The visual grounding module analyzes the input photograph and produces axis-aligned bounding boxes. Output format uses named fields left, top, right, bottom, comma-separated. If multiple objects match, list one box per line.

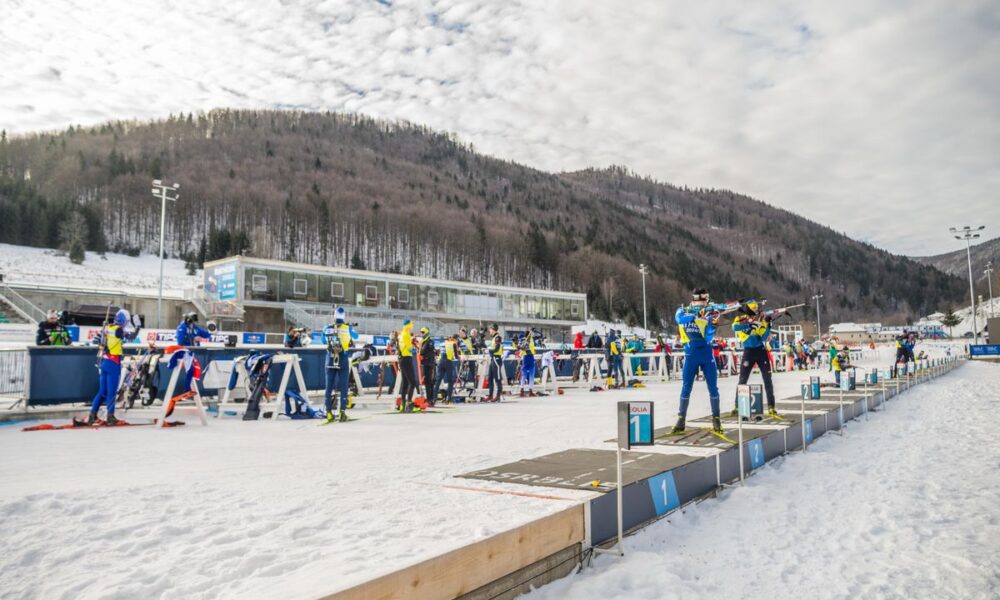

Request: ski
left=705, top=427, right=737, bottom=444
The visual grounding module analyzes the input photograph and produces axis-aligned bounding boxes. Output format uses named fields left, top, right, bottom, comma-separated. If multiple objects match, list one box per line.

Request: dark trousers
left=399, top=355, right=418, bottom=403
left=434, top=360, right=455, bottom=403
left=488, top=356, right=503, bottom=398
left=738, top=347, right=775, bottom=409
left=421, top=362, right=436, bottom=400
left=324, top=366, right=349, bottom=412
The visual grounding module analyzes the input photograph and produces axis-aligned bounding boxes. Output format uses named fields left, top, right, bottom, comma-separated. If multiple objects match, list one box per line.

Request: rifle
left=757, top=303, right=806, bottom=321
left=95, top=303, right=113, bottom=368
left=681, top=298, right=765, bottom=319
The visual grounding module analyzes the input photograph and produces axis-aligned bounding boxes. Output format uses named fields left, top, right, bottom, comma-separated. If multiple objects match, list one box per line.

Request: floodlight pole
left=811, top=294, right=824, bottom=340
left=152, top=180, right=180, bottom=329
left=950, top=226, right=985, bottom=345
left=986, top=262, right=995, bottom=319
left=639, top=264, right=649, bottom=333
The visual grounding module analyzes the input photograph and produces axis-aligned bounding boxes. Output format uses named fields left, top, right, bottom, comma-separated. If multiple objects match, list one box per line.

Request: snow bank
left=0, top=346, right=981, bottom=599
left=530, top=361, right=1000, bottom=600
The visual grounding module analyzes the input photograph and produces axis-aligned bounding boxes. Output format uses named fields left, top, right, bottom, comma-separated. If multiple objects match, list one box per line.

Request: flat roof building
left=200, top=256, right=587, bottom=339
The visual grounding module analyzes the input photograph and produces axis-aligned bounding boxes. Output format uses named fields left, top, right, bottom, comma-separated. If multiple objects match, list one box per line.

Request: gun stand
left=159, top=355, right=208, bottom=427
left=218, top=353, right=308, bottom=420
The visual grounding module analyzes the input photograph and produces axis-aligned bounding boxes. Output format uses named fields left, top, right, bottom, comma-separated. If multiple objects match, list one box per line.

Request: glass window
left=252, top=274, right=267, bottom=293
left=427, top=290, right=439, bottom=307
left=331, top=281, right=344, bottom=299
left=293, top=278, right=308, bottom=296
left=398, top=288, right=410, bottom=305
left=570, top=301, right=580, bottom=317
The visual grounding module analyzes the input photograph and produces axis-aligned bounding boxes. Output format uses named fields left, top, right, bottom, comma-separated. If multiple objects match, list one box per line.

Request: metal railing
left=0, top=283, right=46, bottom=323
left=0, top=348, right=27, bottom=397
left=284, top=300, right=447, bottom=334
left=185, top=288, right=246, bottom=320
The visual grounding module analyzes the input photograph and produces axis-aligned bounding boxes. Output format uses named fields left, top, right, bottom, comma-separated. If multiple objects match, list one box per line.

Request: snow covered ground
left=530, top=360, right=1000, bottom=600
left=0, top=243, right=197, bottom=296
left=0, top=345, right=985, bottom=599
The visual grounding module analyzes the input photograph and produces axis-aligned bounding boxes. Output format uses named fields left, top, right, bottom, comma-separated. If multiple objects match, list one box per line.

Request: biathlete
left=671, top=288, right=724, bottom=435
left=322, top=306, right=355, bottom=423
left=87, top=309, right=130, bottom=425
left=732, top=301, right=779, bottom=417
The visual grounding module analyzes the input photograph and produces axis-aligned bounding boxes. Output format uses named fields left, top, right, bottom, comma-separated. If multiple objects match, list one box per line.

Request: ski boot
left=711, top=416, right=724, bottom=434
left=766, top=406, right=780, bottom=418
left=671, top=416, right=686, bottom=434
left=395, top=397, right=403, bottom=412
left=105, top=414, right=120, bottom=426
left=337, top=410, right=349, bottom=423
left=413, top=397, right=431, bottom=411
left=403, top=401, right=415, bottom=413
left=323, top=410, right=336, bottom=424
left=346, top=395, right=356, bottom=410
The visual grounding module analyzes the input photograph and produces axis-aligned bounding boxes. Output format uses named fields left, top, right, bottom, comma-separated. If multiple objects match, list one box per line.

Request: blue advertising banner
left=970, top=344, right=1000, bottom=356
left=242, top=332, right=267, bottom=345
left=206, top=262, right=239, bottom=300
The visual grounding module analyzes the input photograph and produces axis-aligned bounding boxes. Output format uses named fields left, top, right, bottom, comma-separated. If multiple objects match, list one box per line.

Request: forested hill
left=0, top=110, right=964, bottom=326
left=915, top=236, right=1000, bottom=281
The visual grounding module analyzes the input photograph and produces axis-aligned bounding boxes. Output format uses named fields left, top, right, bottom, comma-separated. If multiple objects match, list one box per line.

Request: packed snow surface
left=0, top=243, right=196, bottom=296
left=0, top=345, right=990, bottom=599
left=530, top=360, right=1000, bottom=600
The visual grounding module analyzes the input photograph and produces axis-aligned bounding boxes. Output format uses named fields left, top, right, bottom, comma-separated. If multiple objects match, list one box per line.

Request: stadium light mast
left=985, top=261, right=995, bottom=319
left=950, top=225, right=985, bottom=345
left=152, top=180, right=180, bottom=329
left=639, top=263, right=649, bottom=333
left=811, top=293, right=824, bottom=339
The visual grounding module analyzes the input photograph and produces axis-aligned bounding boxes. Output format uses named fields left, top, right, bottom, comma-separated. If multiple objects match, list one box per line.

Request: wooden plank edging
left=322, top=505, right=585, bottom=600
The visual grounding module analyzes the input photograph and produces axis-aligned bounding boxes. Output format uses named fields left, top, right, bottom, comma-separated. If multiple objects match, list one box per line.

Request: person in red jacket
left=571, top=331, right=585, bottom=381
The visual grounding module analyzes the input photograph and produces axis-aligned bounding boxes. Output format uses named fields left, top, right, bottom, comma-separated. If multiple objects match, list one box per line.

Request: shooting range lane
left=457, top=448, right=703, bottom=492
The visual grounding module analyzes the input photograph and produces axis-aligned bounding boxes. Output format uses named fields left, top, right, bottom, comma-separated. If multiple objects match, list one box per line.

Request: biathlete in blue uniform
left=672, top=288, right=724, bottom=435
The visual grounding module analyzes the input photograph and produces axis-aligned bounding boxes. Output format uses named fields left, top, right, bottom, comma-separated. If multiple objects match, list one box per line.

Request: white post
left=151, top=180, right=180, bottom=329
left=616, top=444, right=624, bottom=556
left=158, top=195, right=166, bottom=329
left=639, top=264, right=648, bottom=333
left=812, top=294, right=823, bottom=340
left=985, top=262, right=995, bottom=319
left=966, top=238, right=979, bottom=345
left=737, top=413, right=745, bottom=482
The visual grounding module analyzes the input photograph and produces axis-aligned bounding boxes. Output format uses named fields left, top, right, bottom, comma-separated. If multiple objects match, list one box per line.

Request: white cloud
left=2, top=0, right=998, bottom=255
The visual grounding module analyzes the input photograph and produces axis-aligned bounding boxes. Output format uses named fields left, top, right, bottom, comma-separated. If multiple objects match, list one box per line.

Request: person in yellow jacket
left=485, top=324, right=504, bottom=401
left=88, top=309, right=129, bottom=425
left=832, top=344, right=852, bottom=386
left=398, top=320, right=419, bottom=412
left=434, top=334, right=459, bottom=404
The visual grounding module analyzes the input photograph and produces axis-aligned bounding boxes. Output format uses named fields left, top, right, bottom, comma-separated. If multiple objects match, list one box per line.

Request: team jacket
left=399, top=322, right=415, bottom=357
left=675, top=306, right=717, bottom=354
left=732, top=316, right=771, bottom=349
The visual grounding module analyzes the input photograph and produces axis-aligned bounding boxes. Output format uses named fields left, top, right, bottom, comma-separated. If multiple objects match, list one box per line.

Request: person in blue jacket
left=176, top=312, right=211, bottom=346
left=87, top=309, right=130, bottom=425
left=672, top=288, right=723, bottom=434
left=322, top=306, right=356, bottom=422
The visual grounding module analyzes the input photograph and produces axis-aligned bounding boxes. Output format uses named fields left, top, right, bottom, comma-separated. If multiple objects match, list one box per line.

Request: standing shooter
left=672, top=288, right=724, bottom=435
left=732, top=301, right=778, bottom=417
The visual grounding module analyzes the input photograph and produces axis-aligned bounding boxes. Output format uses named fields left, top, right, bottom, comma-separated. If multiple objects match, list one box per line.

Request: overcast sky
left=2, top=0, right=998, bottom=255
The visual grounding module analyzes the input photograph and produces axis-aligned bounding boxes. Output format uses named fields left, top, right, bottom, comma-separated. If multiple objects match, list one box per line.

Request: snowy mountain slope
left=0, top=243, right=197, bottom=296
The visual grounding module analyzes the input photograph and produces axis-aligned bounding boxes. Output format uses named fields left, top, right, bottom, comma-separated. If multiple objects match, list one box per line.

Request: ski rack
left=217, top=353, right=309, bottom=420
left=159, top=354, right=208, bottom=427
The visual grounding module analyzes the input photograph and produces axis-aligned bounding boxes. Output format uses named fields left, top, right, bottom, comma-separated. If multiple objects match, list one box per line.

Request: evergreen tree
left=939, top=307, right=962, bottom=338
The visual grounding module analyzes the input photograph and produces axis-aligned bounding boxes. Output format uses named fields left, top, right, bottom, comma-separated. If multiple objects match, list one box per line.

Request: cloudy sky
left=2, top=0, right=998, bottom=255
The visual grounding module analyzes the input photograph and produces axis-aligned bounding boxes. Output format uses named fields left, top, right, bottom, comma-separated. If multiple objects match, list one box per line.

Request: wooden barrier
left=323, top=505, right=584, bottom=600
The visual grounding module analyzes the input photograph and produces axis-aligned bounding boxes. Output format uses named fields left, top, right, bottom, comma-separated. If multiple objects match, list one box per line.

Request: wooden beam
left=323, top=505, right=585, bottom=600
